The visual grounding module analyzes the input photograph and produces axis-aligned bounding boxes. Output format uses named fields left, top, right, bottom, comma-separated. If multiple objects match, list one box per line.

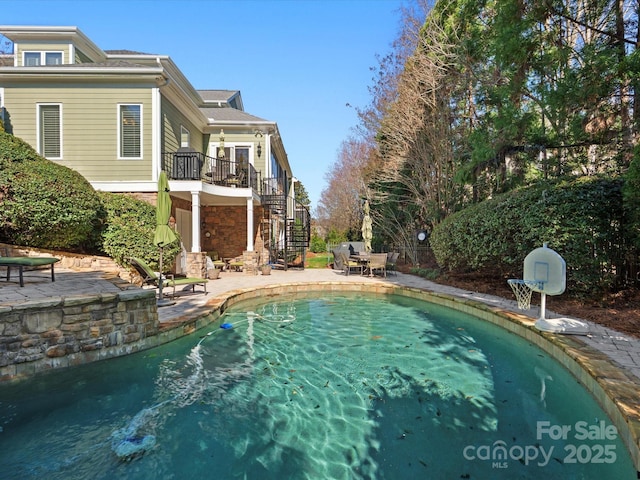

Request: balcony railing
left=162, top=150, right=260, bottom=191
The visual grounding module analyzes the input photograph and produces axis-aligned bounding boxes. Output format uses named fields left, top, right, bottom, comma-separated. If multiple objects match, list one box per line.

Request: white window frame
left=180, top=125, right=190, bottom=148
left=37, top=103, right=62, bottom=159
left=23, top=51, right=64, bottom=66
left=118, top=104, right=143, bottom=160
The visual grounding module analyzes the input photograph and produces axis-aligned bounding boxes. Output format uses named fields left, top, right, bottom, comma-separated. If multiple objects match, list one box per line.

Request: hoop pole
left=539, top=292, right=547, bottom=321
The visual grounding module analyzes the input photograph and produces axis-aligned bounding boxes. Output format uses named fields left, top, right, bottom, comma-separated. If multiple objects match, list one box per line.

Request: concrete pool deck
left=2, top=264, right=640, bottom=471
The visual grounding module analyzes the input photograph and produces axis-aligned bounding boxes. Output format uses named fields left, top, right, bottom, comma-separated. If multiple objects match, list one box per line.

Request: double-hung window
left=38, top=104, right=62, bottom=159
left=24, top=51, right=63, bottom=66
left=119, top=104, right=142, bottom=159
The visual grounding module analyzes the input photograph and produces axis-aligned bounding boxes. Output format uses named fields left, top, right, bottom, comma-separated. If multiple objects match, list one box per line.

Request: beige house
left=0, top=25, right=309, bottom=275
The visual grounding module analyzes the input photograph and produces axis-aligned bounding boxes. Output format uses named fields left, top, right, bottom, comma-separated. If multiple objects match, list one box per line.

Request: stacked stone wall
left=0, top=289, right=158, bottom=381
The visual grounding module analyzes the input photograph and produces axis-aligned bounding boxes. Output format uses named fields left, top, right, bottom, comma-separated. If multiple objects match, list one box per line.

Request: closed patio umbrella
left=154, top=171, right=178, bottom=306
left=362, top=200, right=373, bottom=254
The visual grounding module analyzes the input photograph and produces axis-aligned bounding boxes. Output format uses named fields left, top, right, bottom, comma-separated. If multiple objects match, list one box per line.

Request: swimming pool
left=0, top=292, right=635, bottom=479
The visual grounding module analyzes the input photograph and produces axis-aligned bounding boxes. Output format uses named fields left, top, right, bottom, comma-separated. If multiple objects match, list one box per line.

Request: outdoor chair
left=228, top=256, right=244, bottom=271
left=128, top=257, right=207, bottom=298
left=386, top=252, right=399, bottom=276
left=339, top=252, right=363, bottom=276
left=367, top=253, right=387, bottom=277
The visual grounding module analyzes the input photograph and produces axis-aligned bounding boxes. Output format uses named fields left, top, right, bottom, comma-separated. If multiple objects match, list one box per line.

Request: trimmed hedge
left=0, top=132, right=180, bottom=270
left=99, top=192, right=181, bottom=272
left=430, top=177, right=626, bottom=296
left=0, top=131, right=103, bottom=251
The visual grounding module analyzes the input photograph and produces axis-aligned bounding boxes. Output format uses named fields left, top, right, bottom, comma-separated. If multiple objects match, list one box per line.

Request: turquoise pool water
left=0, top=293, right=635, bottom=479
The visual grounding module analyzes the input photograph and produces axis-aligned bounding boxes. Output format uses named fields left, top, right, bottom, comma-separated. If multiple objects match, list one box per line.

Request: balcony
left=161, top=150, right=260, bottom=191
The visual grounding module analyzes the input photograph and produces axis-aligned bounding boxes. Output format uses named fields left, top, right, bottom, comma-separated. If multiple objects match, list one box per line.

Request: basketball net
left=507, top=279, right=535, bottom=310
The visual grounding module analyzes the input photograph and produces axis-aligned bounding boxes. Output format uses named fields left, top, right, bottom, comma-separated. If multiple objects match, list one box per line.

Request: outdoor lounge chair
left=0, top=255, right=60, bottom=287
left=128, top=257, right=207, bottom=298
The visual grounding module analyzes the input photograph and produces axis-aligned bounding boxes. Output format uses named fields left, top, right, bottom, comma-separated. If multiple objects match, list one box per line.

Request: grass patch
left=306, top=253, right=332, bottom=269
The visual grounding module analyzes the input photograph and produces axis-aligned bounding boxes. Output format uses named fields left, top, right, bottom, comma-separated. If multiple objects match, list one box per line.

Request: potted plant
left=208, top=267, right=221, bottom=280
left=260, top=264, right=272, bottom=275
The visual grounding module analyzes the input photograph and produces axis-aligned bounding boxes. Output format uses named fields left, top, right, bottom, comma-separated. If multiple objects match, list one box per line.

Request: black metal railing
left=161, top=151, right=261, bottom=191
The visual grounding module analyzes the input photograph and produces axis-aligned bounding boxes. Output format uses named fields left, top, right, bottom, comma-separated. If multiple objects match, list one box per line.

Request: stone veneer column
left=242, top=250, right=259, bottom=275
left=186, top=251, right=207, bottom=278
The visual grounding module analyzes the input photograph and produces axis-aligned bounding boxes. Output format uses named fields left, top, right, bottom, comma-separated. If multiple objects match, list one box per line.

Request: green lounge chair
left=128, top=257, right=207, bottom=298
left=0, top=256, right=60, bottom=287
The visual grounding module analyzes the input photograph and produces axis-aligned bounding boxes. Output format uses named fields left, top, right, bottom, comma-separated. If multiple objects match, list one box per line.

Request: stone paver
left=1, top=265, right=639, bottom=381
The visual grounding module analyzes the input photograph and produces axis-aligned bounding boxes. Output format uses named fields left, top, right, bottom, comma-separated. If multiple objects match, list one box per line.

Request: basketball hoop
left=507, top=279, right=541, bottom=310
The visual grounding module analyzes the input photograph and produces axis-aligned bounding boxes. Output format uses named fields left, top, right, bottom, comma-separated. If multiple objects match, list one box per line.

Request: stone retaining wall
left=0, top=289, right=158, bottom=381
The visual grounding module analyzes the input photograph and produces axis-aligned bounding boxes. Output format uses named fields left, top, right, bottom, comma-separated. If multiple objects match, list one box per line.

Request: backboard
left=523, top=244, right=566, bottom=295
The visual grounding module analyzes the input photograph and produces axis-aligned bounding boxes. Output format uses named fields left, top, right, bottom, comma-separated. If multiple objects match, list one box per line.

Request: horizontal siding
left=161, top=97, right=204, bottom=154
left=4, top=84, right=153, bottom=181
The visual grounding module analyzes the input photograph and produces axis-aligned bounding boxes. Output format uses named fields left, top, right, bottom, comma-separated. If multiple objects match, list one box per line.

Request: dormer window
left=24, top=51, right=63, bottom=66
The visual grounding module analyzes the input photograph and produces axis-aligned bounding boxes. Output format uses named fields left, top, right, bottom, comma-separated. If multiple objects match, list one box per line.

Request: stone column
left=242, top=250, right=259, bottom=275
left=186, top=251, right=207, bottom=278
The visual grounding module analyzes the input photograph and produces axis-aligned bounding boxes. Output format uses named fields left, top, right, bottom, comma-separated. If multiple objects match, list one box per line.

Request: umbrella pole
left=157, top=246, right=175, bottom=307
left=158, top=246, right=163, bottom=301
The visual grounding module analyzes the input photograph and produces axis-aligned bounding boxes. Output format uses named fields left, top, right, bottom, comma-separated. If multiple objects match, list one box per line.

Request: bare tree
left=316, top=136, right=372, bottom=236
left=372, top=10, right=465, bottom=263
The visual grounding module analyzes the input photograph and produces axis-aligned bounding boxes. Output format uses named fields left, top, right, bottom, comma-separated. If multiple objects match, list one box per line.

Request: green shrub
left=410, top=267, right=440, bottom=280
left=309, top=234, right=326, bottom=253
left=623, top=145, right=640, bottom=251
left=430, top=177, right=626, bottom=296
left=0, top=131, right=104, bottom=251
left=98, top=192, right=181, bottom=272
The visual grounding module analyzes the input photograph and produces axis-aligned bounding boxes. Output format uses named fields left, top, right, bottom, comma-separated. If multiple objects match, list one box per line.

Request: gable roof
left=198, top=89, right=244, bottom=110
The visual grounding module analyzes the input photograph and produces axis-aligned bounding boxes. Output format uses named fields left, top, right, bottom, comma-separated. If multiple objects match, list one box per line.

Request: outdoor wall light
left=255, top=130, right=263, bottom=158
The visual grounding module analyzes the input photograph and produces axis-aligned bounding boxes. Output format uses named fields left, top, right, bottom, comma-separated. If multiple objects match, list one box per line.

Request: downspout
left=153, top=69, right=169, bottom=179
left=152, top=85, right=161, bottom=180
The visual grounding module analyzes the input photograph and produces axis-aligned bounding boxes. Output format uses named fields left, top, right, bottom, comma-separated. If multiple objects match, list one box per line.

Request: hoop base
left=535, top=317, right=590, bottom=335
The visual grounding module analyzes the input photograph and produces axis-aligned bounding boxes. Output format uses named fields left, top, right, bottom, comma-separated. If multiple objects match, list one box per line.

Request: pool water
left=0, top=293, right=635, bottom=479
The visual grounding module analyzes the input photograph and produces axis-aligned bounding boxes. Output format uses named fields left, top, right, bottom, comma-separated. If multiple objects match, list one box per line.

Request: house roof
left=200, top=106, right=268, bottom=123
left=199, top=89, right=239, bottom=103
left=198, top=89, right=244, bottom=111
left=105, top=49, right=156, bottom=56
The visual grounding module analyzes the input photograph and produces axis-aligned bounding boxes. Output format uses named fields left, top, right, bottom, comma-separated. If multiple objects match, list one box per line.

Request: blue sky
left=1, top=0, right=406, bottom=211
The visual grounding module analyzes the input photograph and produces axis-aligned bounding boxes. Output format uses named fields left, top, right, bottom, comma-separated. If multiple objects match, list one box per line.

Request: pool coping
left=156, top=280, right=640, bottom=473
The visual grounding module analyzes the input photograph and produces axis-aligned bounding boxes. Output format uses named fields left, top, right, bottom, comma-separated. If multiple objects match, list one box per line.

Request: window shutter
left=120, top=105, right=141, bottom=157
left=40, top=105, right=60, bottom=157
